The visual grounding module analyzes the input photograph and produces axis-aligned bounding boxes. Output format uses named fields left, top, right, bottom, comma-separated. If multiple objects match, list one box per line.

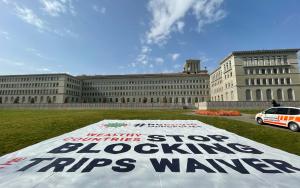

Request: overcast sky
left=0, top=0, right=299, bottom=75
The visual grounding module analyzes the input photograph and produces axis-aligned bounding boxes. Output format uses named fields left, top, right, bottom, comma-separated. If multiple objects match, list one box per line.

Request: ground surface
left=0, top=109, right=299, bottom=156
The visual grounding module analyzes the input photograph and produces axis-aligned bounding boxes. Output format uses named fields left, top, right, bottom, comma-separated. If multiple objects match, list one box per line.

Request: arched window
left=277, top=89, right=283, bottom=101
left=195, top=97, right=198, bottom=103
left=266, top=89, right=272, bottom=101
left=181, top=98, right=185, bottom=104
left=256, top=89, right=262, bottom=101
left=287, top=88, right=294, bottom=101
left=246, top=89, right=251, bottom=101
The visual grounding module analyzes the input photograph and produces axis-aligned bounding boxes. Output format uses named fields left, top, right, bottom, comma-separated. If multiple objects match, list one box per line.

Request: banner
left=0, top=120, right=299, bottom=188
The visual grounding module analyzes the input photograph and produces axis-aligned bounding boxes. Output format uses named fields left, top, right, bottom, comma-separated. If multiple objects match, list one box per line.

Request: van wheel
left=256, top=118, right=264, bottom=125
left=288, top=122, right=300, bottom=132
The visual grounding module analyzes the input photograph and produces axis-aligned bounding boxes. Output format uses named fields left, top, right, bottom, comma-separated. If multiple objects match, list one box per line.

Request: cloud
left=37, top=67, right=51, bottom=72
left=93, top=5, right=106, bottom=14
left=146, top=0, right=226, bottom=45
left=134, top=45, right=152, bottom=66
left=0, top=31, right=10, bottom=40
left=170, top=53, right=180, bottom=61
left=15, top=5, right=46, bottom=31
left=0, top=57, right=25, bottom=67
left=155, top=57, right=164, bottom=65
left=40, top=0, right=76, bottom=17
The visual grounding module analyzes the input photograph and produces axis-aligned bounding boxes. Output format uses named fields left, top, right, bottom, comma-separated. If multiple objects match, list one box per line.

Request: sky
left=0, top=0, right=300, bottom=75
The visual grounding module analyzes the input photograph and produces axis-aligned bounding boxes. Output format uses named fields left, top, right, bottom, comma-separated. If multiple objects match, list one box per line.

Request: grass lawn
left=0, top=109, right=299, bottom=156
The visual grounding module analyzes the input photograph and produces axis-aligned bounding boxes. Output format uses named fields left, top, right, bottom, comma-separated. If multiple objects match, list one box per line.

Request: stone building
left=0, top=60, right=210, bottom=104
left=210, top=49, right=300, bottom=101
left=1, top=49, right=299, bottom=104
left=0, top=73, right=81, bottom=104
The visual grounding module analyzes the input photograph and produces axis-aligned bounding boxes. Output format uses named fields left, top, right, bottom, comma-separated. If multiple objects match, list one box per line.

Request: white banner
left=0, top=120, right=299, bottom=188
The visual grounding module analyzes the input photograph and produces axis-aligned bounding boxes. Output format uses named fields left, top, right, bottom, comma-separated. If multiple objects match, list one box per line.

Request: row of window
left=82, top=96, right=205, bottom=104
left=66, top=77, right=81, bottom=85
left=244, top=67, right=290, bottom=75
left=245, top=88, right=294, bottom=101
left=82, top=90, right=209, bottom=97
left=83, top=84, right=209, bottom=91
left=0, top=96, right=57, bottom=104
left=222, top=60, right=232, bottom=72
left=0, top=89, right=59, bottom=95
left=242, top=55, right=288, bottom=67
left=66, top=90, right=80, bottom=96
left=245, top=78, right=291, bottom=86
left=66, top=84, right=81, bottom=90
left=0, top=82, right=59, bottom=88
left=265, top=108, right=300, bottom=115
left=211, top=90, right=235, bottom=101
left=0, top=76, right=59, bottom=82
left=83, top=79, right=208, bottom=86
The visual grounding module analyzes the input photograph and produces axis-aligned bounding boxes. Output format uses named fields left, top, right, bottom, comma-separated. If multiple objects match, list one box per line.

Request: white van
left=255, top=107, right=300, bottom=132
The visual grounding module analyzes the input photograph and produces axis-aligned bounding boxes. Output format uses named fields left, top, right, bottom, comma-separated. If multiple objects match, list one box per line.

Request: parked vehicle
left=255, top=107, right=300, bottom=132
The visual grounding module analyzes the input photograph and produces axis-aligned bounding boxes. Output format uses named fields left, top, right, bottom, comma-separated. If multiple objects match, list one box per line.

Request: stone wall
left=195, top=101, right=300, bottom=110
left=0, top=103, right=194, bottom=109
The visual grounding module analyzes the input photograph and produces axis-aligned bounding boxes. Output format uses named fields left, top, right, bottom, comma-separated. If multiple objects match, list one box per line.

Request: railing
left=0, top=103, right=196, bottom=109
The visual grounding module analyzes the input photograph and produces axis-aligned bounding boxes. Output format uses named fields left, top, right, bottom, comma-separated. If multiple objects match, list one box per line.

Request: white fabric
left=0, top=120, right=299, bottom=188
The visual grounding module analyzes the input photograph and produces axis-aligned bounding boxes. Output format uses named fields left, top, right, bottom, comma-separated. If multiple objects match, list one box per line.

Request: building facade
left=0, top=74, right=81, bottom=104
left=1, top=49, right=299, bottom=104
left=0, top=60, right=210, bottom=104
left=210, top=49, right=300, bottom=102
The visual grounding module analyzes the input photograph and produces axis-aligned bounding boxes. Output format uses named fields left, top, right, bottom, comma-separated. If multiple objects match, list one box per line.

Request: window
left=287, top=88, right=294, bottom=101
left=256, top=79, right=261, bottom=85
left=268, top=79, right=273, bottom=85
left=275, top=108, right=289, bottom=115
left=284, top=68, right=289, bottom=73
left=265, top=108, right=277, bottom=114
left=289, top=108, right=300, bottom=115
left=277, top=89, right=283, bottom=101
left=256, top=89, right=262, bottom=101
left=266, top=89, right=272, bottom=101
left=246, top=90, right=251, bottom=101
left=245, top=79, right=249, bottom=85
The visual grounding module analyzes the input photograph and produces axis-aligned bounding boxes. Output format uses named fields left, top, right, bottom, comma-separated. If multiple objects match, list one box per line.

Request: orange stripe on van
left=295, top=117, right=300, bottom=122
left=264, top=120, right=287, bottom=127
left=284, top=116, right=288, bottom=121
left=288, top=116, right=294, bottom=121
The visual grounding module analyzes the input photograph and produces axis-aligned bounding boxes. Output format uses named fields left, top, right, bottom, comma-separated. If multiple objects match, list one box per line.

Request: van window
left=275, top=108, right=289, bottom=114
left=289, top=108, right=300, bottom=115
left=265, top=108, right=277, bottom=114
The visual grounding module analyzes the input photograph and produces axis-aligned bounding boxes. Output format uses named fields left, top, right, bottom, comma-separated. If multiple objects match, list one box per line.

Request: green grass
left=0, top=109, right=299, bottom=156
left=239, top=109, right=264, bottom=114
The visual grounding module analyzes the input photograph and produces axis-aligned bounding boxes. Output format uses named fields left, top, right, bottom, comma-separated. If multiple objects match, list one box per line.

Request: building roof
left=231, top=48, right=300, bottom=55
left=76, top=71, right=209, bottom=80
left=0, top=73, right=75, bottom=78
left=219, top=48, right=300, bottom=65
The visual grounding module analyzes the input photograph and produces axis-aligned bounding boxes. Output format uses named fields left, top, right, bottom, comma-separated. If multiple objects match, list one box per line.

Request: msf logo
left=103, top=123, right=127, bottom=128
